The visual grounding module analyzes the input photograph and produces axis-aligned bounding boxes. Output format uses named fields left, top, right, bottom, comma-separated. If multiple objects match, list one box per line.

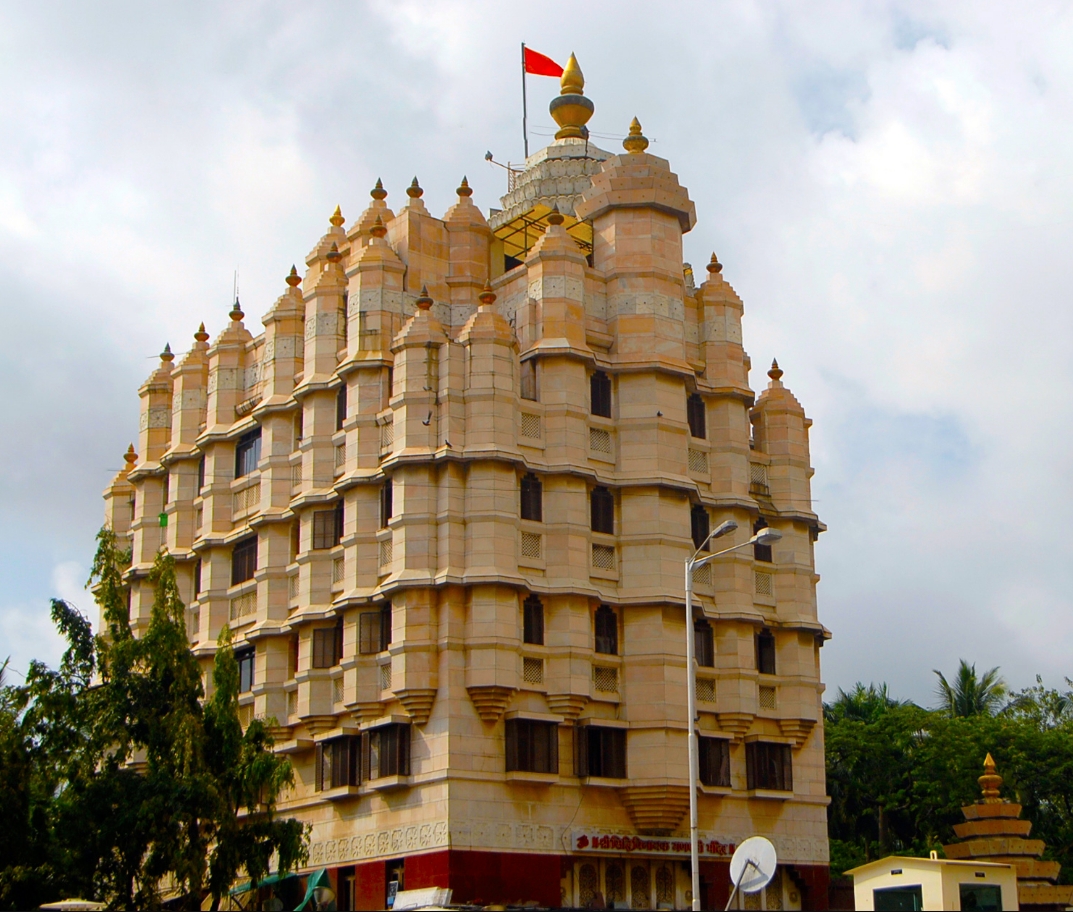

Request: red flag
left=524, top=47, right=563, bottom=77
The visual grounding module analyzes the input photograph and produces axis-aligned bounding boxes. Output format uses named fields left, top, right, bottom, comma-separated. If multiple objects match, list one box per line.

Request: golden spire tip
left=371, top=178, right=387, bottom=201
left=623, top=116, right=649, bottom=154
left=330, top=205, right=345, bottom=227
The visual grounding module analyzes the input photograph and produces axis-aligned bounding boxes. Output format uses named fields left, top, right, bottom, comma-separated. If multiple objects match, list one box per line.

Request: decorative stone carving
left=716, top=711, right=755, bottom=740
left=777, top=717, right=816, bottom=747
left=546, top=693, right=588, bottom=721
left=622, top=785, right=690, bottom=836
left=467, top=685, right=515, bottom=722
left=395, top=687, right=437, bottom=725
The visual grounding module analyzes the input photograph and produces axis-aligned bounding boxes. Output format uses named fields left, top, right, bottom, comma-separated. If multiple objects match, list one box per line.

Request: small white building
left=846, top=854, right=1018, bottom=911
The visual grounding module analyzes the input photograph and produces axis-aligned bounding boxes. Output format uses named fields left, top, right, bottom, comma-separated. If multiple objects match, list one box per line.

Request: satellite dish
left=725, top=836, right=777, bottom=909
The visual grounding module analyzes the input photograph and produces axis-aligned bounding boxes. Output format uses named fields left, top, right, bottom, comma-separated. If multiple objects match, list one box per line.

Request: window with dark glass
left=237, top=648, right=255, bottom=694
left=523, top=595, right=544, bottom=646
left=957, top=884, right=1001, bottom=912
left=363, top=723, right=410, bottom=779
left=162, top=471, right=170, bottom=506
left=520, top=359, right=538, bottom=401
left=380, top=479, right=393, bottom=529
left=197, top=454, right=206, bottom=492
left=231, top=536, right=258, bottom=586
left=520, top=473, right=542, bottom=522
left=193, top=559, right=202, bottom=599
left=289, top=634, right=299, bottom=679
left=594, top=605, right=618, bottom=655
left=315, top=736, right=360, bottom=791
left=687, top=393, right=706, bottom=439
left=506, top=719, right=558, bottom=774
left=591, top=486, right=614, bottom=534
left=576, top=725, right=626, bottom=779
left=590, top=371, right=611, bottom=418
left=699, top=736, right=731, bottom=787
left=745, top=741, right=792, bottom=791
left=691, top=504, right=710, bottom=551
left=290, top=521, right=300, bottom=561
left=312, top=619, right=344, bottom=669
left=756, top=629, right=776, bottom=675
left=313, top=501, right=344, bottom=550
left=335, top=384, right=347, bottom=432
left=359, top=603, right=392, bottom=655
left=872, top=886, right=923, bottom=911
left=294, top=410, right=304, bottom=446
left=235, top=428, right=262, bottom=479
left=753, top=517, right=772, bottom=563
left=695, top=618, right=714, bottom=668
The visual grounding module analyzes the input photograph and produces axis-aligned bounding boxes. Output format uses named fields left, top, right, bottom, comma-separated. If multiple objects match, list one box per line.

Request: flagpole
left=521, top=42, right=529, bottom=159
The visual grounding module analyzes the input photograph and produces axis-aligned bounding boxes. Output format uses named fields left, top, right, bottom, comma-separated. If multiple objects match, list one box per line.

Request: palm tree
left=825, top=682, right=906, bottom=723
left=933, top=659, right=1007, bottom=717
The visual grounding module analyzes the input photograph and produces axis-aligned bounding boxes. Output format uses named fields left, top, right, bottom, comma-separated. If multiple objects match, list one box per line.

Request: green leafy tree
left=933, top=659, right=1007, bottom=717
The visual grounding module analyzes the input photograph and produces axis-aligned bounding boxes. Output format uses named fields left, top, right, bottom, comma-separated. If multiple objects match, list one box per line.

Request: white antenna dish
left=725, top=836, right=777, bottom=909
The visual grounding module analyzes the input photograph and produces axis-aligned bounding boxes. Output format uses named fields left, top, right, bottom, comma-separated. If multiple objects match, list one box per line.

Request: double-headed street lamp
left=684, top=519, right=783, bottom=912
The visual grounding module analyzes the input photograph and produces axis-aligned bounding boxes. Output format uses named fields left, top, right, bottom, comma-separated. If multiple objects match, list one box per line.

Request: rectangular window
left=193, top=559, right=202, bottom=599
left=691, top=504, right=710, bottom=551
left=957, top=885, right=1001, bottom=912
left=590, top=371, right=611, bottom=418
left=313, top=501, right=344, bottom=549
left=237, top=648, right=255, bottom=694
left=745, top=741, right=792, bottom=791
left=523, top=595, right=544, bottom=645
left=520, top=473, right=542, bottom=522
left=505, top=719, right=558, bottom=774
left=312, top=620, right=343, bottom=669
left=576, top=725, right=626, bottom=779
left=336, top=384, right=347, bottom=432
left=235, top=428, right=262, bottom=479
left=197, top=454, right=206, bottom=492
left=695, top=619, right=714, bottom=667
left=873, top=886, right=924, bottom=911
left=520, top=359, right=538, bottom=401
left=162, top=471, right=170, bottom=506
left=756, top=629, right=776, bottom=675
left=590, top=486, right=614, bottom=534
left=359, top=604, right=391, bottom=654
left=595, top=605, right=618, bottom=655
left=687, top=393, right=706, bottom=439
left=753, top=519, right=773, bottom=563
left=380, top=479, right=393, bottom=529
left=363, top=723, right=410, bottom=779
left=699, top=736, right=731, bottom=787
left=289, top=634, right=299, bottom=679
left=231, top=536, right=258, bottom=586
left=315, top=736, right=360, bottom=791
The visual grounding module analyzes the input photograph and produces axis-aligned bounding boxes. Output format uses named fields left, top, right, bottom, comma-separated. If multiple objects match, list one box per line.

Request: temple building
left=103, top=55, right=831, bottom=910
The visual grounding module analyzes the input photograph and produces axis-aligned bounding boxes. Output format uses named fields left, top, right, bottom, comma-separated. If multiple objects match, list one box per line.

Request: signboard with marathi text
left=572, top=831, right=736, bottom=857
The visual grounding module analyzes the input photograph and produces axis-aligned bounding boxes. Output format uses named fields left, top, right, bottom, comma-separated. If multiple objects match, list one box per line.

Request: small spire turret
left=550, top=53, right=594, bottom=140
left=407, top=177, right=423, bottom=199
left=623, top=117, right=649, bottom=154
left=707, top=252, right=723, bottom=274
left=160, top=343, right=174, bottom=363
left=286, top=265, right=301, bottom=287
left=370, top=215, right=388, bottom=239
left=415, top=285, right=433, bottom=310
left=326, top=242, right=342, bottom=263
left=194, top=322, right=209, bottom=343
left=229, top=297, right=244, bottom=322
left=457, top=176, right=472, bottom=197
left=768, top=359, right=783, bottom=383
left=330, top=205, right=345, bottom=228
left=371, top=178, right=387, bottom=201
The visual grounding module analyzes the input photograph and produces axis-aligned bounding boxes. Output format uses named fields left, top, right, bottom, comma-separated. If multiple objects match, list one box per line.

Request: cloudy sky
left=2, top=1, right=1071, bottom=705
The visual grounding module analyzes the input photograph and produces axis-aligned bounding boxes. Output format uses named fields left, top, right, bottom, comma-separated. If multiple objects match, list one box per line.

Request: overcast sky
left=1, top=1, right=1071, bottom=705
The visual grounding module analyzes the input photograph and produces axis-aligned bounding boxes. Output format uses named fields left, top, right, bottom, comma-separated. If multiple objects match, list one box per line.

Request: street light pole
left=684, top=520, right=782, bottom=911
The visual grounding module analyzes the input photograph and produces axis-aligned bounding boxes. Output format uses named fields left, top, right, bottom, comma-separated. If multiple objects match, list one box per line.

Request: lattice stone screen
left=759, top=685, right=777, bottom=710
left=754, top=570, right=773, bottom=596
left=591, top=543, right=615, bottom=570
left=521, top=531, right=542, bottom=559
left=229, top=591, right=256, bottom=621
left=696, top=677, right=716, bottom=703
left=520, top=413, right=541, bottom=439
left=523, top=657, right=544, bottom=685
left=589, top=427, right=612, bottom=454
left=688, top=448, right=709, bottom=474
left=593, top=666, right=619, bottom=693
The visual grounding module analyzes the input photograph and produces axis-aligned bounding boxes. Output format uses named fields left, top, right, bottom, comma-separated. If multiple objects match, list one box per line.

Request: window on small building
left=745, top=741, right=792, bottom=791
left=698, top=736, right=731, bottom=787
left=363, top=723, right=410, bottom=779
left=695, top=618, right=714, bottom=668
left=312, top=619, right=344, bottom=669
left=197, top=454, right=206, bottom=492
left=957, top=884, right=1002, bottom=912
left=691, top=504, right=710, bottom=551
left=359, top=603, right=392, bottom=655
left=235, top=428, right=262, bottom=479
left=315, top=735, right=360, bottom=791
left=523, top=595, right=544, bottom=646
left=873, top=886, right=923, bottom=911
left=687, top=393, right=706, bottom=439
left=313, top=501, right=344, bottom=549
left=520, top=473, right=542, bottom=522
left=506, top=719, right=558, bottom=774
left=756, top=629, right=776, bottom=675
left=753, top=517, right=772, bottom=563
left=520, top=359, right=538, bottom=401
left=590, top=371, right=611, bottom=418
left=594, top=605, right=618, bottom=655
left=236, top=648, right=255, bottom=694
left=231, top=536, right=258, bottom=586
left=380, top=478, right=393, bottom=529
left=590, top=486, right=614, bottom=534
left=335, top=384, right=347, bottom=432
left=576, top=725, right=626, bottom=779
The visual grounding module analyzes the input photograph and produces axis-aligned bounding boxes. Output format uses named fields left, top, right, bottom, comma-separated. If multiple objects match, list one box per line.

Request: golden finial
left=160, top=343, right=174, bottom=363
left=768, top=359, right=783, bottom=382
left=623, top=117, right=649, bottom=154
left=979, top=753, right=1004, bottom=803
left=546, top=204, right=565, bottom=226
left=370, top=215, right=388, bottom=239
left=329, top=205, right=345, bottom=228
left=286, top=265, right=301, bottom=287
left=229, top=297, right=243, bottom=322
left=194, top=322, right=209, bottom=343
left=415, top=285, right=433, bottom=310
left=457, top=176, right=472, bottom=197
left=326, top=242, right=342, bottom=263
left=560, top=53, right=584, bottom=95
left=707, top=252, right=723, bottom=274
left=407, top=177, right=423, bottom=199
left=371, top=178, right=387, bottom=201
left=478, top=284, right=496, bottom=307
left=550, top=53, right=594, bottom=140
left=124, top=443, right=138, bottom=467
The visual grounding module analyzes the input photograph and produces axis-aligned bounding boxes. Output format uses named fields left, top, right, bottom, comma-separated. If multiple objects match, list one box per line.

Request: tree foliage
left=933, top=659, right=1008, bottom=718
left=0, top=529, right=307, bottom=910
